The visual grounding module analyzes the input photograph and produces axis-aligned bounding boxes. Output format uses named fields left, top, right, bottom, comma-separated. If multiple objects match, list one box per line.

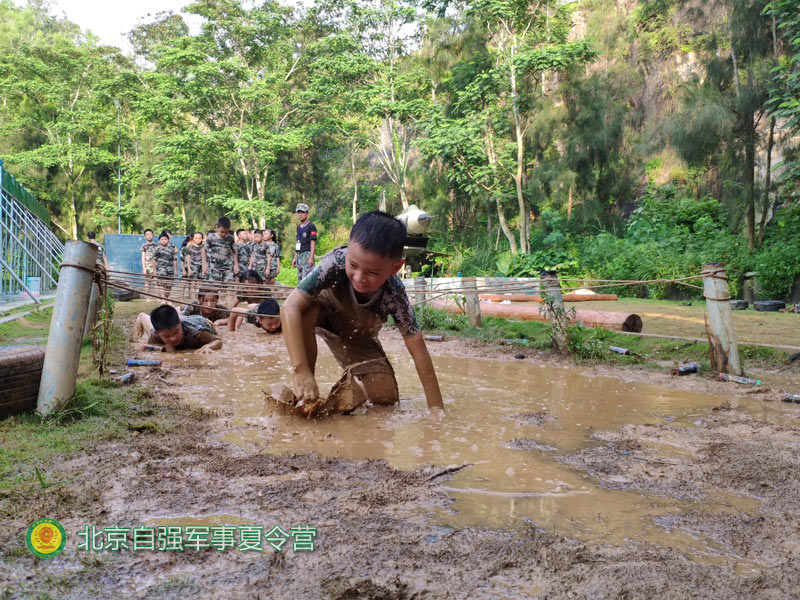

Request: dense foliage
left=1, top=0, right=799, bottom=298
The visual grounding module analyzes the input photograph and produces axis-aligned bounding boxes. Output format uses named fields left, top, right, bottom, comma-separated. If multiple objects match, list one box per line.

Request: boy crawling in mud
left=181, top=287, right=229, bottom=326
left=229, top=298, right=282, bottom=333
left=281, top=210, right=444, bottom=418
left=133, top=304, right=222, bottom=353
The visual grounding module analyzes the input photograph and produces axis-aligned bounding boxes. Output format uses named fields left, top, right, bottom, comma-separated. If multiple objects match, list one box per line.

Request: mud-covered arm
left=227, top=307, right=248, bottom=332
left=194, top=330, right=222, bottom=353
left=281, top=288, right=319, bottom=401
left=404, top=332, right=444, bottom=412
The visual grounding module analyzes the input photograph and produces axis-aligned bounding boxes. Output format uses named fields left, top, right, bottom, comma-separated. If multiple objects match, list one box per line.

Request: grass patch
left=0, top=307, right=53, bottom=345
left=0, top=300, right=183, bottom=521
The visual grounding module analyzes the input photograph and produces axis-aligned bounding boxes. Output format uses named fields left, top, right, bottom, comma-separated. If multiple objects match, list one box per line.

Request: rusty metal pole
left=702, top=263, right=741, bottom=375
left=37, top=241, right=98, bottom=416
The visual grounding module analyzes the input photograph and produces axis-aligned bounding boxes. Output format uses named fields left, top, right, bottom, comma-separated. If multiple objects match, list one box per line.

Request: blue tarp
left=104, top=233, right=186, bottom=275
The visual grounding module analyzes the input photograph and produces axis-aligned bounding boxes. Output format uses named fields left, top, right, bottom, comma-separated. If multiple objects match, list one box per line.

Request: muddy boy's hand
left=292, top=372, right=319, bottom=403
left=195, top=345, right=216, bottom=354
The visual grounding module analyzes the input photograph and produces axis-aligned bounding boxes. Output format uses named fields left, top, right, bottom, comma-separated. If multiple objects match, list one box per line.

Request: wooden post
left=702, top=263, right=741, bottom=375
left=461, top=276, right=482, bottom=327
left=540, top=270, right=568, bottom=352
left=38, top=241, right=98, bottom=416
left=414, top=276, right=426, bottom=307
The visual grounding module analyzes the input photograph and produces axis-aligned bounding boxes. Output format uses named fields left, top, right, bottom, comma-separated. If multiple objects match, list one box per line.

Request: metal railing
left=0, top=159, right=64, bottom=304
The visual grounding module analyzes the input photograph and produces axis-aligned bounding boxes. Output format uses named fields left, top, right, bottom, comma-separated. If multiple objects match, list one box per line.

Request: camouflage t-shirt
left=141, top=240, right=157, bottom=262
left=182, top=244, right=204, bottom=277
left=205, top=233, right=235, bottom=270
left=182, top=302, right=228, bottom=322
left=153, top=245, right=175, bottom=276
left=236, top=241, right=252, bottom=270
left=266, top=241, right=280, bottom=276
left=148, top=314, right=217, bottom=350
left=296, top=246, right=419, bottom=338
left=251, top=242, right=269, bottom=269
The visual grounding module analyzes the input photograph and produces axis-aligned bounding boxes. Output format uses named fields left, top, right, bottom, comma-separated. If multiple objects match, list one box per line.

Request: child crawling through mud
left=280, top=210, right=444, bottom=418
left=133, top=304, right=222, bottom=353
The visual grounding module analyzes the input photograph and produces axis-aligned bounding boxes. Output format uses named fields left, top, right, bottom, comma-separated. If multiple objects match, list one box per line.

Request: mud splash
left=159, top=331, right=796, bottom=564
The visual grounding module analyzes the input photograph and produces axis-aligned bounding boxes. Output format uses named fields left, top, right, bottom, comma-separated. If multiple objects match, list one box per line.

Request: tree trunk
left=398, top=182, right=409, bottom=210
left=179, top=197, right=187, bottom=231
left=449, top=187, right=456, bottom=246
left=69, top=180, right=78, bottom=240
left=758, top=117, right=775, bottom=247
left=509, top=50, right=529, bottom=254
left=567, top=184, right=573, bottom=220
left=496, top=199, right=517, bottom=254
left=744, top=116, right=756, bottom=251
left=351, top=142, right=358, bottom=224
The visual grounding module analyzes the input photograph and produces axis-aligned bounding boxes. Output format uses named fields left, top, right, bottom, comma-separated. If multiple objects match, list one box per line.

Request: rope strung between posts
left=87, top=264, right=731, bottom=316
left=100, top=277, right=283, bottom=318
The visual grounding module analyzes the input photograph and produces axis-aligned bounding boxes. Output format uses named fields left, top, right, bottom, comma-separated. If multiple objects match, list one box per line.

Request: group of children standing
left=140, top=217, right=281, bottom=286
left=139, top=217, right=281, bottom=301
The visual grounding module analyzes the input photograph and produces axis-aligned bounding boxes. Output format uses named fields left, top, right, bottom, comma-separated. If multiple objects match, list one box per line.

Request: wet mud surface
left=2, top=315, right=800, bottom=598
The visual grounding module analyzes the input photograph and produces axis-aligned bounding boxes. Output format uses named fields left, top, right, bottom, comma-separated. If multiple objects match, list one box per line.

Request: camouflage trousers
left=296, top=251, right=313, bottom=283
left=206, top=267, right=235, bottom=283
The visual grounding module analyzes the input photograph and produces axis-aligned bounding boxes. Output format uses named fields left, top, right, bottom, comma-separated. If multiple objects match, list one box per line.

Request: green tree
left=137, top=0, right=307, bottom=228
left=765, top=0, right=800, bottom=199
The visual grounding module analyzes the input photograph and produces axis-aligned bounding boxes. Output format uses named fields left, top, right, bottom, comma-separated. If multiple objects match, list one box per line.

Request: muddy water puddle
left=161, top=336, right=796, bottom=564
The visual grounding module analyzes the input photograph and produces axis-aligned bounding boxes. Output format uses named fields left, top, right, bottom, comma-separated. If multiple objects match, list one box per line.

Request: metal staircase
left=0, top=159, right=64, bottom=305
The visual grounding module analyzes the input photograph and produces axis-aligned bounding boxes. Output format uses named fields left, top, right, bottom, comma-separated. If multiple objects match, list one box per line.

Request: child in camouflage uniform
left=234, top=269, right=265, bottom=305
left=182, top=232, right=205, bottom=275
left=182, top=287, right=229, bottom=326
left=264, top=228, right=281, bottom=284
left=141, top=229, right=157, bottom=302
left=182, top=231, right=204, bottom=299
left=235, top=229, right=252, bottom=276
left=153, top=233, right=177, bottom=300
left=281, top=211, right=444, bottom=418
left=133, top=304, right=222, bottom=353
left=203, top=217, right=239, bottom=283
left=250, top=230, right=269, bottom=280
left=228, top=298, right=281, bottom=333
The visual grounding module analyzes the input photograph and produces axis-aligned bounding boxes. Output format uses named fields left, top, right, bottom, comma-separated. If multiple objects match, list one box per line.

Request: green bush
left=498, top=249, right=582, bottom=279
left=579, top=187, right=751, bottom=298
left=753, top=205, right=800, bottom=299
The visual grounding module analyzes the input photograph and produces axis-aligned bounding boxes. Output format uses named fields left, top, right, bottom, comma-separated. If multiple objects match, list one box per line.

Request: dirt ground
left=2, top=308, right=800, bottom=599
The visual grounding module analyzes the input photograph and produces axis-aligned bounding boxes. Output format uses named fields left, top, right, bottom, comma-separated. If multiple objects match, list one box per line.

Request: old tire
left=730, top=300, right=749, bottom=310
left=0, top=345, right=45, bottom=418
left=753, top=300, right=785, bottom=312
